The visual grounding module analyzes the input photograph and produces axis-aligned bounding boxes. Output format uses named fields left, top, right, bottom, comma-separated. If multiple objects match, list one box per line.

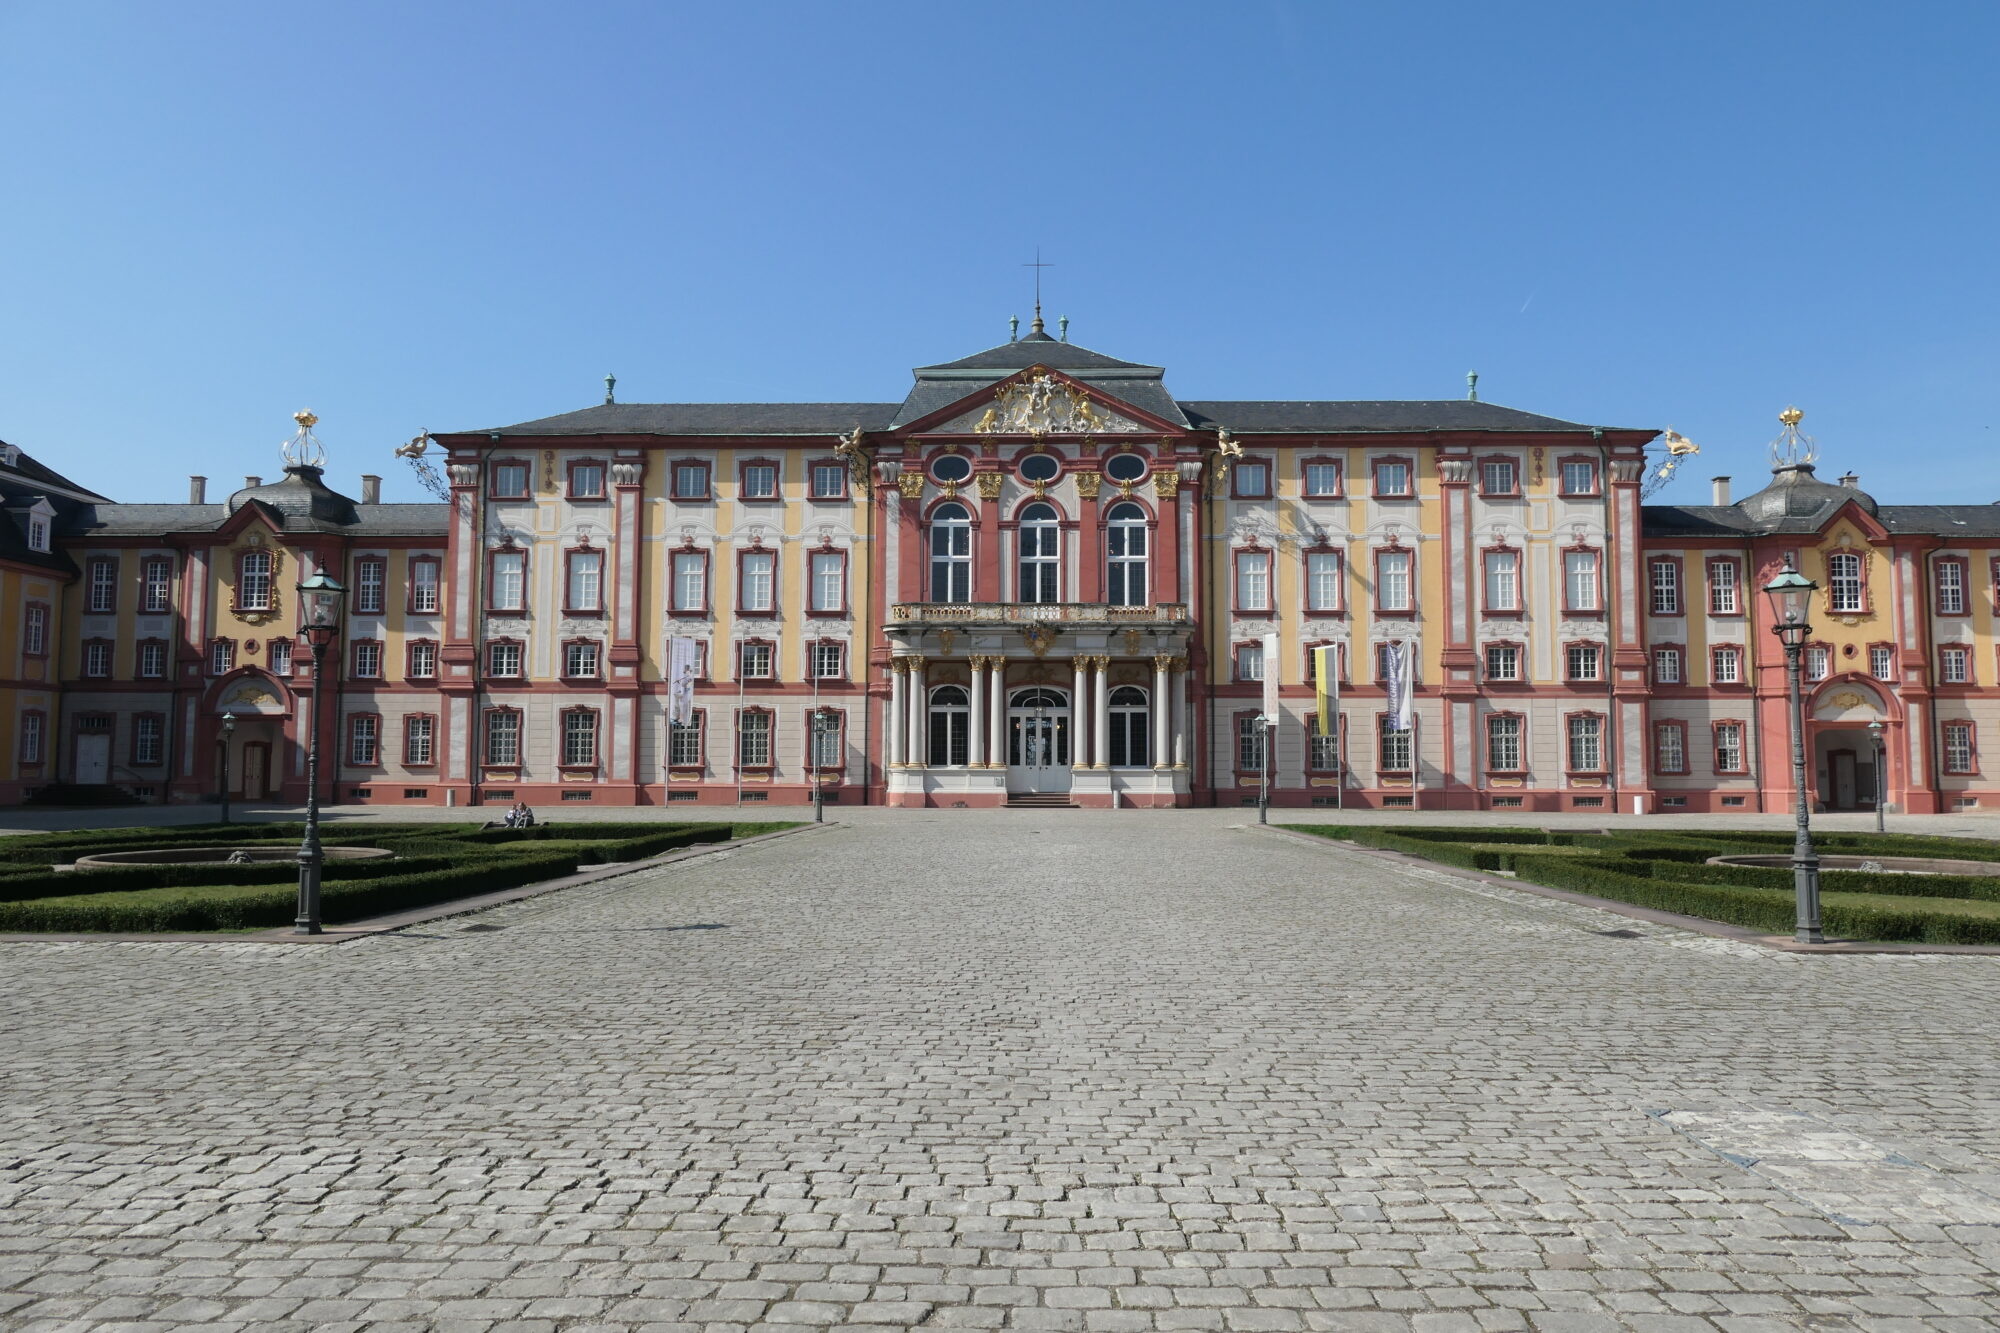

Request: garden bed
left=0, top=820, right=792, bottom=933
left=1292, top=825, right=2000, bottom=945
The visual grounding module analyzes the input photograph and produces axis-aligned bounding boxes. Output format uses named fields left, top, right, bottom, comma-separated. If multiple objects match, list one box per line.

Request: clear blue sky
left=3, top=2, right=1994, bottom=506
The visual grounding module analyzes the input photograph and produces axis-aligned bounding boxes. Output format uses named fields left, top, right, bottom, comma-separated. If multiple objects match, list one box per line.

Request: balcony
left=889, top=602, right=1190, bottom=625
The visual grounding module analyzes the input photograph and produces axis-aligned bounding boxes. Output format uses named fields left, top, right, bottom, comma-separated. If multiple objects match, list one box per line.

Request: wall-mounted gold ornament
left=1023, top=622, right=1057, bottom=657
left=896, top=472, right=925, bottom=500
left=976, top=472, right=1005, bottom=499
left=937, top=629, right=958, bottom=655
left=1122, top=629, right=1143, bottom=655
left=1075, top=472, right=1101, bottom=499
left=1153, top=469, right=1180, bottom=498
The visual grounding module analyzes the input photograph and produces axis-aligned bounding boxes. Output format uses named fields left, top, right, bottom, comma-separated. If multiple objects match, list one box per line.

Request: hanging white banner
left=667, top=636, right=700, bottom=727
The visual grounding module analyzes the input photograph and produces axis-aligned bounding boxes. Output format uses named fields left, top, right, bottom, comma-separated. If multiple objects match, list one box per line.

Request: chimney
left=244, top=475, right=261, bottom=489
left=1711, top=476, right=1732, bottom=505
left=189, top=475, right=207, bottom=504
left=1839, top=472, right=1860, bottom=489
left=360, top=474, right=381, bottom=504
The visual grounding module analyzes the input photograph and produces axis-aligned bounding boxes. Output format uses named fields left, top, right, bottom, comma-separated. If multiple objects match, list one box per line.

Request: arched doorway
left=1007, top=687, right=1072, bottom=795
left=1810, top=678, right=1893, bottom=812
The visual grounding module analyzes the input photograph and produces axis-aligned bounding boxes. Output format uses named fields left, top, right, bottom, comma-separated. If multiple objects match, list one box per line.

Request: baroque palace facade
left=3, top=324, right=1997, bottom=814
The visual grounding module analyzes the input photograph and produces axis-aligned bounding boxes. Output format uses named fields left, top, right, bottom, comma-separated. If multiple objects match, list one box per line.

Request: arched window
left=928, top=684, right=970, bottom=767
left=929, top=502, right=971, bottom=603
left=1107, top=684, right=1150, bottom=767
left=1018, top=502, right=1060, bottom=603
left=1827, top=551, right=1865, bottom=614
left=1105, top=502, right=1149, bottom=607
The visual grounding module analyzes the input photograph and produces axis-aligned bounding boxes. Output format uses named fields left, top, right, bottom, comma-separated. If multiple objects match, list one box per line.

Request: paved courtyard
left=4, top=813, right=2000, bottom=1332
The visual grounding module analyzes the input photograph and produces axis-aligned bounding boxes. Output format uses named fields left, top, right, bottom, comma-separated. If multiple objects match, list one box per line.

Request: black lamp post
left=1869, top=718, right=1887, bottom=834
left=810, top=708, right=837, bottom=824
left=218, top=711, right=237, bottom=825
left=1762, top=560, right=1823, bottom=943
left=294, top=570, right=346, bottom=935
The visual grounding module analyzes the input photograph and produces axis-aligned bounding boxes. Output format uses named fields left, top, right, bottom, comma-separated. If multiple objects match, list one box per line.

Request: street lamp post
left=1762, top=561, right=1823, bottom=943
left=1258, top=715, right=1274, bottom=826
left=1868, top=718, right=1887, bottom=834
left=810, top=708, right=836, bottom=824
left=218, top=711, right=237, bottom=825
left=294, top=570, right=346, bottom=935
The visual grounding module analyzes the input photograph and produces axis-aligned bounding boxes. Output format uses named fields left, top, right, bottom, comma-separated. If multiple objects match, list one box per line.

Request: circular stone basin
left=1707, top=853, right=1998, bottom=877
left=73, top=846, right=395, bottom=870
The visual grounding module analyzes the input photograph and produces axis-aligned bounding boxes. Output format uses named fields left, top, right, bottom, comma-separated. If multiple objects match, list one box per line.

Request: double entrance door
left=1007, top=687, right=1072, bottom=794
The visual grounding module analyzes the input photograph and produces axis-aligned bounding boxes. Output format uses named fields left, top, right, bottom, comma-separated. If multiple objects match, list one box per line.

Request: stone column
left=968, top=655, right=988, bottom=768
left=1071, top=656, right=1091, bottom=769
left=1171, top=657, right=1189, bottom=768
left=1152, top=654, right=1173, bottom=769
left=888, top=658, right=907, bottom=767
left=1092, top=655, right=1111, bottom=769
left=907, top=655, right=928, bottom=769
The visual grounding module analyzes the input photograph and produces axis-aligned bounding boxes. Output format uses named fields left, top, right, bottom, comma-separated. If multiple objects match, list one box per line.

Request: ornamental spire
left=1770, top=405, right=1817, bottom=470
left=282, top=410, right=326, bottom=469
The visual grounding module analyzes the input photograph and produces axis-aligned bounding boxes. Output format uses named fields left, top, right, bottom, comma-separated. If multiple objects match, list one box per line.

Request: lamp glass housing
left=296, top=571, right=346, bottom=629
left=1762, top=563, right=1818, bottom=639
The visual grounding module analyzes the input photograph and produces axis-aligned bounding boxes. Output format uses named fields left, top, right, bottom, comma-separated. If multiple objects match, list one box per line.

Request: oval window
left=1017, top=453, right=1061, bottom=484
left=931, top=454, right=972, bottom=484
left=1103, top=452, right=1148, bottom=483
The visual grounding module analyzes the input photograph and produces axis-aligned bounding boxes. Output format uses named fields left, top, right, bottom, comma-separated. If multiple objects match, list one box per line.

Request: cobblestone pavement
left=4, top=814, right=2000, bottom=1332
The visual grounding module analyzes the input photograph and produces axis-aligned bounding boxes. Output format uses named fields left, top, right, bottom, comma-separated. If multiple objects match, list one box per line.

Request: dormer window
left=27, top=514, right=49, bottom=552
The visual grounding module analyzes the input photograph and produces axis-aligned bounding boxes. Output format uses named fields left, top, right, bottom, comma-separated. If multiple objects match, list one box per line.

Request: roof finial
left=604, top=372, right=617, bottom=405
left=1024, top=247, right=1052, bottom=334
left=1770, top=405, right=1817, bottom=470
left=282, top=410, right=326, bottom=469
left=1009, top=314, right=1020, bottom=342
left=1059, top=314, right=1069, bottom=342
left=1466, top=371, right=1479, bottom=402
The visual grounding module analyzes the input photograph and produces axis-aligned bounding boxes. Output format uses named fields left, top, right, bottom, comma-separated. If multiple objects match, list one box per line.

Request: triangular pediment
left=908, top=366, right=1180, bottom=438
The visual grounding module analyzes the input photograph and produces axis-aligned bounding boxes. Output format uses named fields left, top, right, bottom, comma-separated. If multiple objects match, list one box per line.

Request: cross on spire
left=1024, top=248, right=1052, bottom=332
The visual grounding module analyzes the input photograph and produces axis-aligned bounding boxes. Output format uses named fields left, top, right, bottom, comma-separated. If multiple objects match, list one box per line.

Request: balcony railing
left=890, top=602, right=1189, bottom=624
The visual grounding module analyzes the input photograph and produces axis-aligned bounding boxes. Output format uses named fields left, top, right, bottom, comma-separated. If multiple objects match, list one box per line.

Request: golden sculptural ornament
left=975, top=471, right=1005, bottom=499
left=896, top=471, right=925, bottom=500
left=1075, top=472, right=1101, bottom=499
left=1153, top=469, right=1179, bottom=498
left=1023, top=622, right=1057, bottom=657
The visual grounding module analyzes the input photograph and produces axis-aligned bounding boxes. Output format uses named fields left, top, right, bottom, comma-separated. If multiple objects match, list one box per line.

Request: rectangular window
left=1937, top=560, right=1967, bottom=615
left=1715, top=721, right=1745, bottom=773
left=1649, top=560, right=1681, bottom=615
left=484, top=710, right=520, bottom=766
left=731, top=549, right=772, bottom=614
left=1233, top=460, right=1271, bottom=498
left=1708, top=559, right=1741, bottom=615
left=141, top=558, right=173, bottom=612
left=1654, top=724, right=1686, bottom=775
left=83, top=641, right=112, bottom=677
left=1943, top=721, right=1976, bottom=774
left=673, top=461, right=710, bottom=500
left=487, top=641, right=522, bottom=677
left=810, top=552, right=845, bottom=613
left=26, top=515, right=48, bottom=552
left=567, top=550, right=604, bottom=612
left=564, top=640, right=600, bottom=678
left=1941, top=645, right=1972, bottom=684
left=672, top=552, right=707, bottom=613
left=740, top=462, right=779, bottom=499
left=352, top=640, right=382, bottom=679
left=490, top=551, right=526, bottom=611
left=738, top=711, right=772, bottom=768
left=812, top=710, right=844, bottom=768
left=207, top=640, right=232, bottom=676
left=491, top=462, right=530, bottom=498
left=1305, top=551, right=1342, bottom=613
left=811, top=639, right=845, bottom=679
left=1827, top=552, right=1864, bottom=614
left=1870, top=645, right=1894, bottom=681
left=1560, top=460, right=1597, bottom=495
left=405, top=715, right=435, bottom=766
left=739, top=641, right=774, bottom=679
left=407, top=640, right=437, bottom=679
left=1483, top=550, right=1521, bottom=613
left=133, top=715, right=163, bottom=767
left=811, top=461, right=848, bottom=500
left=23, top=604, right=48, bottom=657
left=349, top=714, right=380, bottom=767
left=1564, top=550, right=1601, bottom=612
left=237, top=551, right=273, bottom=611
left=669, top=715, right=704, bottom=767
left=1373, top=459, right=1411, bottom=497
left=1483, top=643, right=1520, bottom=681
left=87, top=558, right=117, bottom=613
left=1486, top=714, right=1522, bottom=771
left=1711, top=645, right=1742, bottom=684
left=1480, top=459, right=1518, bottom=496
left=1377, top=549, right=1412, bottom=612
left=1566, top=715, right=1603, bottom=771
left=1565, top=643, right=1602, bottom=681
left=1237, top=714, right=1267, bottom=771
left=1235, top=642, right=1264, bottom=683
left=1653, top=647, right=1682, bottom=684
left=1308, top=716, right=1340, bottom=771
left=20, top=712, right=43, bottom=764
left=138, top=640, right=166, bottom=678
left=1235, top=550, right=1272, bottom=612
left=1303, top=461, right=1342, bottom=497
left=1805, top=644, right=1831, bottom=682
left=354, top=558, right=385, bottom=614
left=562, top=711, right=599, bottom=767
left=409, top=559, right=441, bottom=614
left=268, top=638, right=293, bottom=675
left=1379, top=720, right=1412, bottom=772
left=569, top=462, right=606, bottom=499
